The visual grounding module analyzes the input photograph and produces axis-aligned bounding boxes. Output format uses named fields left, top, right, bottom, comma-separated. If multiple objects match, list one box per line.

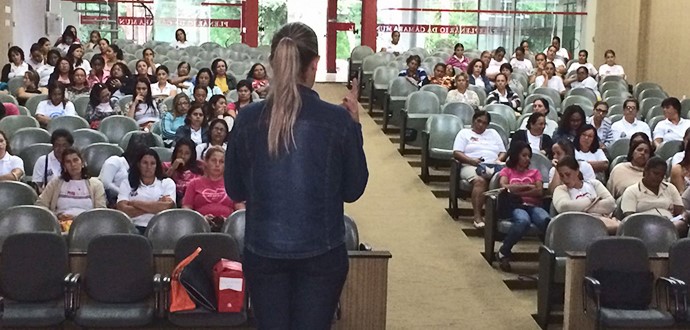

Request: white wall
left=11, top=0, right=71, bottom=51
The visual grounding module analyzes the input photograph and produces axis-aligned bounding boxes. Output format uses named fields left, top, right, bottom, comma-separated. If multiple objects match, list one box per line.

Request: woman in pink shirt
left=495, top=140, right=550, bottom=272
left=87, top=55, right=109, bottom=87
left=163, top=138, right=203, bottom=204
left=183, top=146, right=244, bottom=229
left=446, top=43, right=469, bottom=73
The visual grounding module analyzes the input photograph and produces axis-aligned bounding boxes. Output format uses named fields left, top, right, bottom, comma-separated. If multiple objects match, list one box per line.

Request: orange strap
left=170, top=247, right=202, bottom=312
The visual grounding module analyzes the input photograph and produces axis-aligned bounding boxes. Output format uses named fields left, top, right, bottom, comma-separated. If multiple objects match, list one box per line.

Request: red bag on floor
left=213, top=258, right=245, bottom=313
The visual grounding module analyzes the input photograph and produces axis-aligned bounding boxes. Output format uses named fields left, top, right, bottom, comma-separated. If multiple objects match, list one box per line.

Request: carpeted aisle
left=313, top=83, right=539, bottom=329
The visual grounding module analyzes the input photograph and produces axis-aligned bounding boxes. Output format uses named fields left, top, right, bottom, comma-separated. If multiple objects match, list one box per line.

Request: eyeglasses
left=625, top=106, right=637, bottom=111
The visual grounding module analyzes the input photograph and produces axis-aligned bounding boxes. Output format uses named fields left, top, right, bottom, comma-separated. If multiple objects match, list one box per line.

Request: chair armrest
left=66, top=273, right=82, bottom=315
left=161, top=275, right=171, bottom=318
left=656, top=277, right=679, bottom=315
left=0, top=295, right=4, bottom=317
left=358, top=242, right=372, bottom=251
left=582, top=276, right=601, bottom=316
left=420, top=131, right=430, bottom=182
left=153, top=274, right=163, bottom=318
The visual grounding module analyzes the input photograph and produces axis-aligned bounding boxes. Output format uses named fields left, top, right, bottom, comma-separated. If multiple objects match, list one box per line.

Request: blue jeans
left=499, top=205, right=550, bottom=257
left=243, top=244, right=349, bottom=330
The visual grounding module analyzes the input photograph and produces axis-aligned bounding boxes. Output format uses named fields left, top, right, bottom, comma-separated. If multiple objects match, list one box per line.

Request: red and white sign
left=80, top=15, right=240, bottom=28
left=377, top=24, right=507, bottom=35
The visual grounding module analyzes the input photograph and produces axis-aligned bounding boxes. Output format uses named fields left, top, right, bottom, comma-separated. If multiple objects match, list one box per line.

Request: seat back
left=47, top=115, right=89, bottom=133
left=82, top=143, right=124, bottom=177
left=151, top=146, right=173, bottom=162
left=19, top=143, right=53, bottom=177
left=221, top=209, right=246, bottom=254
left=545, top=212, right=608, bottom=256
left=468, top=85, right=487, bottom=106
left=605, top=96, right=627, bottom=107
left=344, top=214, right=360, bottom=251
left=10, top=127, right=51, bottom=156
left=488, top=124, right=509, bottom=147
left=562, top=95, right=594, bottom=115
left=567, top=88, right=598, bottom=104
left=639, top=88, right=668, bottom=101
left=420, top=84, right=449, bottom=104
left=361, top=54, right=388, bottom=73
left=585, top=236, right=649, bottom=275
left=7, top=76, right=24, bottom=96
left=405, top=91, right=440, bottom=115
left=655, top=140, right=683, bottom=161
left=25, top=95, right=49, bottom=116
left=442, top=102, right=474, bottom=125
left=0, top=181, right=38, bottom=210
left=388, top=77, right=419, bottom=98
left=117, top=95, right=133, bottom=112
left=0, top=205, right=61, bottom=252
left=350, top=46, right=375, bottom=63
left=72, top=128, right=109, bottom=151
left=607, top=138, right=630, bottom=161
left=640, top=97, right=663, bottom=120
left=607, top=103, right=624, bottom=117
left=86, top=234, right=154, bottom=303
left=529, top=153, right=552, bottom=183
left=145, top=209, right=210, bottom=252
left=174, top=233, right=240, bottom=273
left=0, top=115, right=40, bottom=139
left=617, top=214, right=678, bottom=254
left=72, top=95, right=90, bottom=119
left=633, top=82, right=663, bottom=99
left=668, top=238, right=690, bottom=285
left=485, top=104, right=517, bottom=130
left=119, top=131, right=164, bottom=150
left=68, top=209, right=137, bottom=252
left=371, top=66, right=395, bottom=88
left=98, top=115, right=139, bottom=143
left=0, top=232, right=68, bottom=302
left=533, top=87, right=562, bottom=108
left=426, top=114, right=463, bottom=152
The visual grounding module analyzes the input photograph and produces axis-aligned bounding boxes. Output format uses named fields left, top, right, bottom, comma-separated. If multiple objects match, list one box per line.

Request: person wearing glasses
left=610, top=98, right=651, bottom=144
left=586, top=101, right=612, bottom=148
left=653, top=97, right=690, bottom=148
left=574, top=124, right=609, bottom=177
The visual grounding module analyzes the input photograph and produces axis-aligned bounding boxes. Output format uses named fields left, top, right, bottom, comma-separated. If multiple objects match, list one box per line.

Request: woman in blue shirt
left=226, top=22, right=368, bottom=329
left=398, top=54, right=428, bottom=86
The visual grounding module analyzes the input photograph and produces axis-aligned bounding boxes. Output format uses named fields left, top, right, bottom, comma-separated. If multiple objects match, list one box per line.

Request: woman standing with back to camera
left=225, top=22, right=368, bottom=329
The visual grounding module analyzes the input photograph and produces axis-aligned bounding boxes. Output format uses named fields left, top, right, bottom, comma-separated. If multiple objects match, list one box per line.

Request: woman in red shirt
left=182, top=146, right=244, bottom=229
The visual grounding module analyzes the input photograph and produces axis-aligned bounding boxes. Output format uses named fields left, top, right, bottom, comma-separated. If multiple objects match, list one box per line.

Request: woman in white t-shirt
left=452, top=110, right=507, bottom=228
left=1, top=46, right=32, bottom=83
left=35, top=148, right=106, bottom=225
left=552, top=155, right=618, bottom=233
left=598, top=49, right=626, bottom=80
left=574, top=124, right=609, bottom=176
left=175, top=29, right=190, bottom=49
left=35, top=82, right=77, bottom=128
left=446, top=72, right=480, bottom=109
left=196, top=118, right=228, bottom=160
left=66, top=44, right=91, bottom=75
left=535, top=62, right=566, bottom=95
left=0, top=131, right=24, bottom=181
left=548, top=139, right=596, bottom=193
left=116, top=148, right=176, bottom=234
left=128, top=77, right=160, bottom=130
left=151, top=65, right=177, bottom=97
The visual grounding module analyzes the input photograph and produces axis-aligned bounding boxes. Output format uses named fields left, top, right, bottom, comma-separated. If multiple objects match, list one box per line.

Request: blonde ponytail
left=266, top=22, right=318, bottom=158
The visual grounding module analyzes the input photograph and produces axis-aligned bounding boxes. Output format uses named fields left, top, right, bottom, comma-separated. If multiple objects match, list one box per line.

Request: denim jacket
left=225, top=86, right=368, bottom=259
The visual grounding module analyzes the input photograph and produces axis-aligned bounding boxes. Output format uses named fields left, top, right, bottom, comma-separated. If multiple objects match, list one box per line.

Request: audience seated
left=574, top=124, right=609, bottom=177
left=610, top=98, right=651, bottom=144
left=543, top=36, right=569, bottom=61
left=161, top=93, right=190, bottom=142
left=16, top=70, right=46, bottom=104
left=229, top=80, right=255, bottom=116
left=467, top=58, right=492, bottom=94
left=446, top=72, right=480, bottom=109
left=196, top=118, right=229, bottom=160
left=452, top=111, right=507, bottom=228
left=548, top=139, right=595, bottom=193
left=99, top=133, right=158, bottom=206
left=0, top=130, right=23, bottom=181
left=97, top=38, right=109, bottom=56
left=425, top=63, right=453, bottom=89
left=567, top=67, right=599, bottom=98
left=103, top=45, right=121, bottom=74
left=545, top=46, right=566, bottom=75
left=514, top=40, right=533, bottom=58
left=500, top=63, right=521, bottom=91
left=479, top=50, right=491, bottom=67
left=598, top=49, right=626, bottom=80
left=150, top=65, right=177, bottom=98
left=35, top=147, right=106, bottom=225
left=35, top=82, right=77, bottom=127
left=195, top=68, right=223, bottom=100
left=529, top=53, right=547, bottom=84
left=122, top=60, right=157, bottom=95
left=446, top=43, right=470, bottom=73
left=54, top=29, right=77, bottom=56
left=247, top=63, right=269, bottom=98
left=87, top=55, right=109, bottom=87
left=552, top=155, right=618, bottom=232
left=171, top=62, right=193, bottom=95
left=552, top=105, right=586, bottom=143
left=66, top=68, right=90, bottom=101
left=48, top=57, right=73, bottom=87
left=671, top=137, right=690, bottom=194
left=37, top=49, right=59, bottom=87
left=38, top=37, right=52, bottom=61
left=381, top=31, right=404, bottom=55
left=495, top=141, right=550, bottom=272
left=620, top=157, right=687, bottom=233
left=116, top=148, right=176, bottom=234
left=105, top=62, right=130, bottom=99
left=566, top=49, right=597, bottom=76
left=141, top=48, right=160, bottom=76
left=204, top=95, right=230, bottom=123
left=586, top=101, right=612, bottom=148
left=486, top=47, right=508, bottom=80
left=127, top=77, right=160, bottom=129
left=26, top=43, right=44, bottom=69
left=519, top=97, right=558, bottom=136
left=671, top=128, right=690, bottom=165
left=535, top=62, right=565, bottom=96
left=1, top=46, right=33, bottom=83
left=608, top=139, right=653, bottom=198
left=174, top=28, right=190, bottom=49
left=86, top=83, right=121, bottom=129
left=66, top=44, right=91, bottom=75
left=163, top=138, right=203, bottom=204
left=653, top=97, right=690, bottom=148
left=175, top=104, right=208, bottom=145
left=486, top=73, right=520, bottom=112
left=511, top=112, right=553, bottom=158
left=192, top=84, right=208, bottom=108
left=211, top=59, right=237, bottom=94
left=509, top=46, right=533, bottom=72
left=33, top=129, right=73, bottom=193
left=84, top=30, right=101, bottom=51
left=399, top=55, right=428, bottom=87
left=183, top=146, right=244, bottom=228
